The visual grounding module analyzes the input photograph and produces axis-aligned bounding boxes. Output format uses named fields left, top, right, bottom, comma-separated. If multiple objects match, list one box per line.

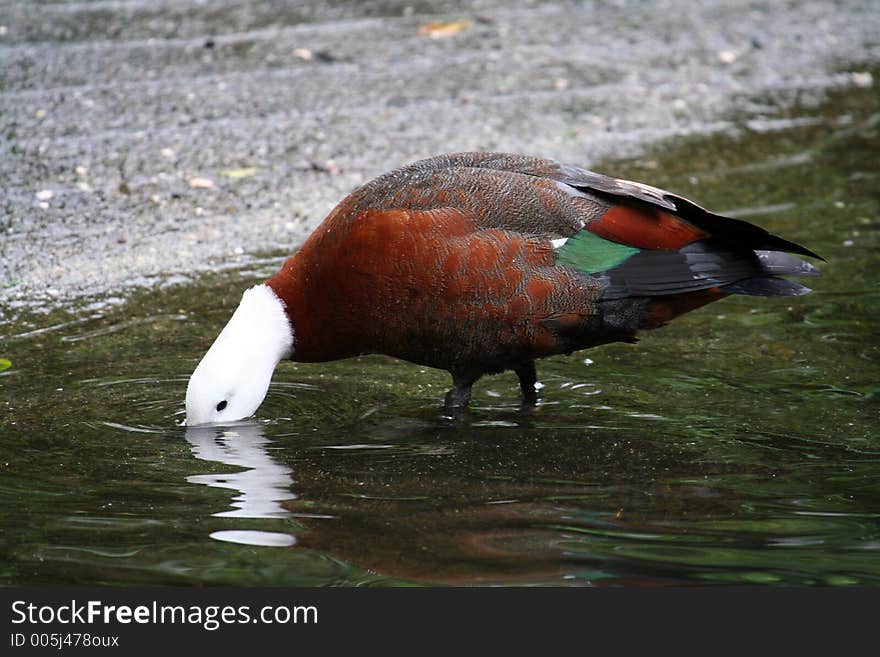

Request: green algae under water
left=1, top=80, right=878, bottom=587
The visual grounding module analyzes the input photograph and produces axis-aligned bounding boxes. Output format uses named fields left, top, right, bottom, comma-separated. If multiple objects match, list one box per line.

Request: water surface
left=1, top=79, right=878, bottom=586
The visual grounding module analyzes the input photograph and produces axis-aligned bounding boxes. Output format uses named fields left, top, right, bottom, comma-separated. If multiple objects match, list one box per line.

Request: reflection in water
left=209, top=530, right=296, bottom=547
left=184, top=422, right=297, bottom=547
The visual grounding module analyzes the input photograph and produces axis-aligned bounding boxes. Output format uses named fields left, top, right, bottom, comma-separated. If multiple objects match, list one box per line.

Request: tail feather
left=721, top=277, right=812, bottom=296
left=754, top=250, right=821, bottom=277
left=595, top=241, right=820, bottom=300
left=642, top=271, right=810, bottom=331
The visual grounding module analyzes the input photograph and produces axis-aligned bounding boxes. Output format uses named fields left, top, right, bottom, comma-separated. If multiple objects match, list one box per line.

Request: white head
left=185, top=284, right=293, bottom=426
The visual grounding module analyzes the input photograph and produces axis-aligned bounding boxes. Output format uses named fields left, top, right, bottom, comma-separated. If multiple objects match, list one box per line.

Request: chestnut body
left=187, top=152, right=820, bottom=423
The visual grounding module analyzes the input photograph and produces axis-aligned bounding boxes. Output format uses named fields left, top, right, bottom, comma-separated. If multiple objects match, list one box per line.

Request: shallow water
left=1, top=79, right=878, bottom=586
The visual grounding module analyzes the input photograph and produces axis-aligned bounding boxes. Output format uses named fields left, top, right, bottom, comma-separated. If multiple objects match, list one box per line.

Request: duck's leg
left=514, top=361, right=539, bottom=408
left=444, top=373, right=477, bottom=416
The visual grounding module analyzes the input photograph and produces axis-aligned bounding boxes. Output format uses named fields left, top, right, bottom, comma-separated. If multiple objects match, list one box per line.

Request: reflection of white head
left=185, top=284, right=293, bottom=426
left=184, top=422, right=295, bottom=518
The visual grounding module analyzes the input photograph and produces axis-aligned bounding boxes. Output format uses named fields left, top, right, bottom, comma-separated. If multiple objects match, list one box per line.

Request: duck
left=185, top=152, right=821, bottom=425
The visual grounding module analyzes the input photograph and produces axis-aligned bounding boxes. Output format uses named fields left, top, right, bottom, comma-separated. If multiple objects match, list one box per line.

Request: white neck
left=223, top=284, right=294, bottom=364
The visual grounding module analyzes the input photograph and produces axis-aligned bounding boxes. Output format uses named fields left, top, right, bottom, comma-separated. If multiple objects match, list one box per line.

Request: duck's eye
left=216, top=400, right=228, bottom=412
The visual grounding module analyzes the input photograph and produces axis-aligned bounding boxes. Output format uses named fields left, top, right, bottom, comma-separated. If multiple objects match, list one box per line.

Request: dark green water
left=2, top=80, right=877, bottom=586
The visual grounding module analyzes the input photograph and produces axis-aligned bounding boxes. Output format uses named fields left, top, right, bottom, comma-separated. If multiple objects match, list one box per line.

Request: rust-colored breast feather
left=269, top=205, right=602, bottom=374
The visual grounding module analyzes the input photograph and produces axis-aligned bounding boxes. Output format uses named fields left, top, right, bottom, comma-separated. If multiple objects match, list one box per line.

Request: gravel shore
left=1, top=0, right=877, bottom=312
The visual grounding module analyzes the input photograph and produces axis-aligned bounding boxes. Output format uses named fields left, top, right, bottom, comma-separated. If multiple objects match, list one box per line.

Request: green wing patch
left=556, top=230, right=640, bottom=274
